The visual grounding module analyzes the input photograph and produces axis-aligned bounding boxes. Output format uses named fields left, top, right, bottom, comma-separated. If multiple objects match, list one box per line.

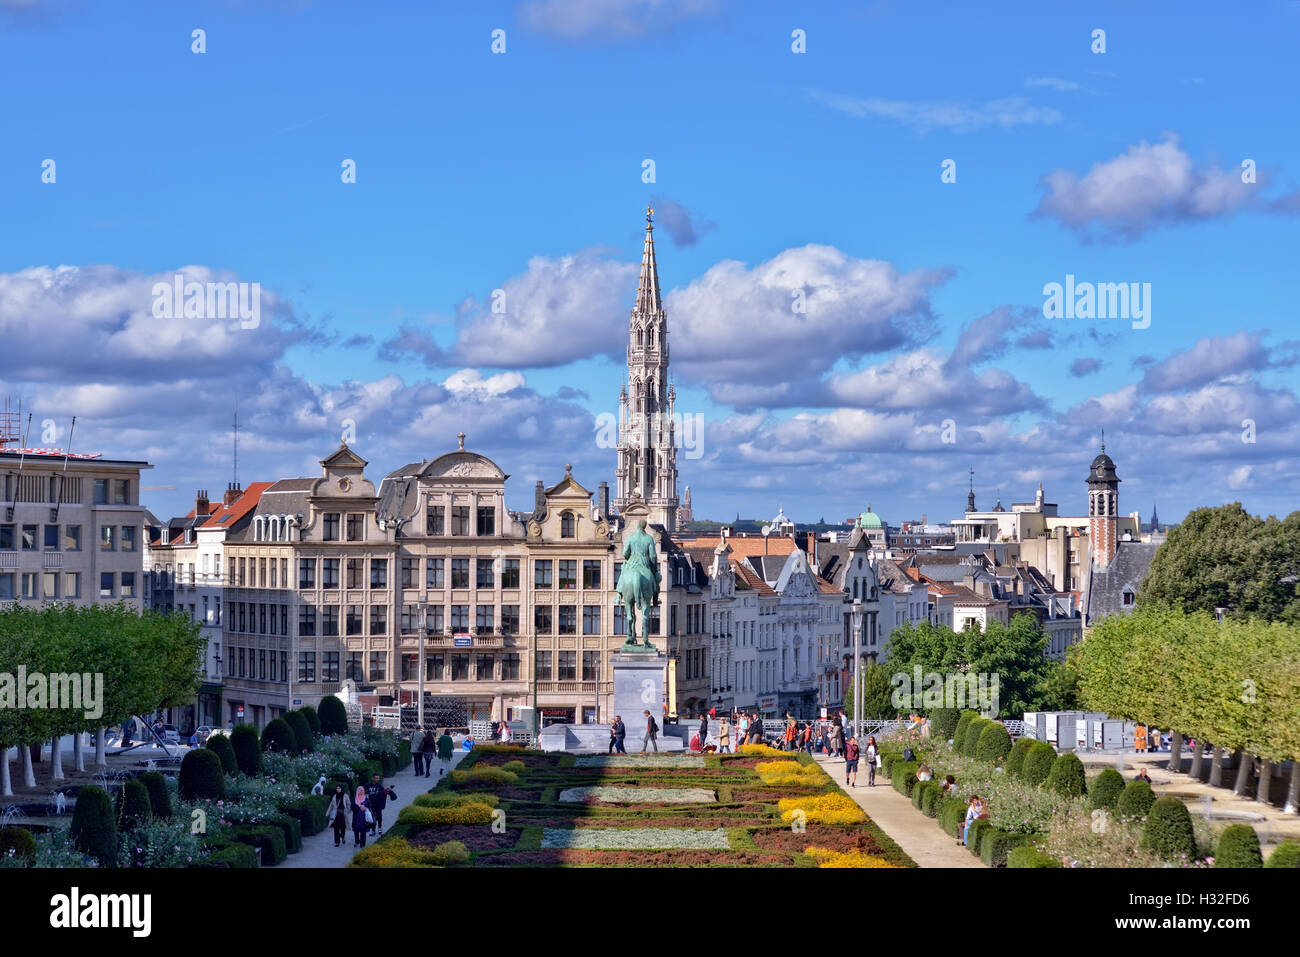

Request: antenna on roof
left=232, top=403, right=239, bottom=489
left=52, top=416, right=76, bottom=522
left=7, top=411, right=33, bottom=522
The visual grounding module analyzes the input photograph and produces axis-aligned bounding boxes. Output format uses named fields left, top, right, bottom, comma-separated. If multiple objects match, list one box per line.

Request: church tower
left=1087, top=439, right=1120, bottom=569
left=615, top=206, right=679, bottom=529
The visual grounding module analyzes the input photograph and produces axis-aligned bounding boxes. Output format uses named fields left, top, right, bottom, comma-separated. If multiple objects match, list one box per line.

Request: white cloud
left=1139, top=331, right=1274, bottom=393
left=812, top=91, right=1062, bottom=132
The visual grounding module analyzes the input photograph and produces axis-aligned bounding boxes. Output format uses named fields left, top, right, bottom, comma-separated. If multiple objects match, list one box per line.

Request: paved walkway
left=281, top=751, right=468, bottom=868
left=812, top=753, right=984, bottom=868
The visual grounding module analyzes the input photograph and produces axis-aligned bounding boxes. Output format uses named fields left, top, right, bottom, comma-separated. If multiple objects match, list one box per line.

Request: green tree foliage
left=0, top=826, right=37, bottom=861
left=139, top=771, right=172, bottom=819
left=842, top=661, right=896, bottom=719
left=318, top=695, right=348, bottom=735
left=1265, top=841, right=1300, bottom=868
left=1005, top=737, right=1035, bottom=776
left=69, top=786, right=117, bottom=866
left=1041, top=643, right=1084, bottom=711
left=1021, top=741, right=1057, bottom=787
left=116, top=778, right=152, bottom=831
left=952, top=711, right=976, bottom=751
left=929, top=708, right=960, bottom=739
left=962, top=717, right=990, bottom=756
left=1117, top=780, right=1156, bottom=820
left=299, top=705, right=321, bottom=735
left=284, top=711, right=313, bottom=754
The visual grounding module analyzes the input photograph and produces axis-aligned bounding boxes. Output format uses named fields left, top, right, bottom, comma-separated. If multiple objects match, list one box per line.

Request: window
left=346, top=514, right=365, bottom=541
left=21, top=572, right=38, bottom=599
left=670, top=605, right=678, bottom=636
left=112, top=479, right=130, bottom=504
left=476, top=558, right=494, bottom=589
left=323, top=559, right=339, bottom=589
left=534, top=560, right=552, bottom=588
left=401, top=654, right=417, bottom=682
left=0, top=573, right=13, bottom=600
left=501, top=558, right=519, bottom=589
left=583, top=605, right=600, bottom=635
left=99, top=572, right=114, bottom=598
left=558, top=606, right=576, bottom=635
left=269, top=558, right=277, bottom=588
left=370, top=558, right=387, bottom=588
left=299, top=606, right=317, bottom=636
left=259, top=650, right=267, bottom=680
left=0, top=525, right=12, bottom=549
left=370, top=605, right=387, bottom=635
left=614, top=562, right=622, bottom=587
left=426, top=654, right=444, bottom=681
left=122, top=526, right=137, bottom=552
left=535, top=651, right=553, bottom=682
left=450, top=654, right=469, bottom=681
left=323, top=513, right=340, bottom=541
left=559, top=560, right=577, bottom=590
left=400, top=604, right=418, bottom=633
left=400, top=558, right=417, bottom=588
left=501, top=605, right=519, bottom=635
left=473, top=505, right=495, bottom=536
left=346, top=652, right=364, bottom=681
left=476, top=605, right=494, bottom=632
left=269, top=653, right=277, bottom=682
left=322, top=652, right=340, bottom=683
left=582, top=560, right=601, bottom=589
left=94, top=479, right=108, bottom=504
left=614, top=605, right=626, bottom=636
left=561, top=512, right=575, bottom=538
left=450, top=605, right=469, bottom=631
left=369, top=652, right=386, bottom=681
left=44, top=524, right=59, bottom=550
left=451, top=558, right=469, bottom=589
left=534, top=605, right=553, bottom=634
left=426, top=558, right=444, bottom=588
left=475, top=654, right=494, bottom=680
left=299, top=652, right=316, bottom=683
left=322, top=606, right=339, bottom=637
left=42, top=571, right=58, bottom=599
left=346, top=605, right=364, bottom=636
left=427, top=605, right=444, bottom=633
left=502, top=653, right=520, bottom=680
left=299, top=558, right=316, bottom=589
left=237, top=648, right=245, bottom=678
left=423, top=503, right=444, bottom=535
left=451, top=506, right=470, bottom=536
left=1122, top=590, right=1135, bottom=607
left=346, top=559, right=363, bottom=589
left=557, top=651, right=577, bottom=681
left=582, top=651, right=600, bottom=681
left=258, top=558, right=267, bottom=587
left=64, top=572, right=80, bottom=598
left=648, top=606, right=660, bottom=635
left=259, top=604, right=267, bottom=633
left=99, top=526, right=116, bottom=551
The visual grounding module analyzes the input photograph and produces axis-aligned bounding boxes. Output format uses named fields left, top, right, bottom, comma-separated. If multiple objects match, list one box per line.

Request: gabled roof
left=732, top=559, right=775, bottom=596
left=201, top=482, right=274, bottom=529
left=688, top=536, right=799, bottom=560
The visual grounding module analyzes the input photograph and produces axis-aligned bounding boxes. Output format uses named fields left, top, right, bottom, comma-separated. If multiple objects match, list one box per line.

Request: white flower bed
left=558, top=786, right=716, bottom=804
left=574, top=755, right=705, bottom=769
left=541, top=828, right=731, bottom=850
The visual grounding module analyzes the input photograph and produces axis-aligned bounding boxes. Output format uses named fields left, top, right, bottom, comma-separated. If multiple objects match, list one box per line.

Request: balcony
left=535, top=681, right=599, bottom=695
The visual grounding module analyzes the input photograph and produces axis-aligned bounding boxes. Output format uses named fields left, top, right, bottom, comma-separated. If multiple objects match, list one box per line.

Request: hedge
left=962, top=718, right=990, bottom=757
left=890, top=762, right=920, bottom=797
left=299, top=705, right=321, bottom=735
left=397, top=740, right=412, bottom=771
left=397, top=802, right=495, bottom=826
left=967, top=818, right=995, bottom=856
left=284, top=711, right=313, bottom=754
left=880, top=751, right=904, bottom=776
left=980, top=828, right=1035, bottom=868
left=1214, top=825, right=1262, bottom=868
left=283, top=796, right=329, bottom=837
left=930, top=708, right=960, bottom=740
left=413, top=792, right=500, bottom=809
left=1265, top=840, right=1300, bottom=868
left=231, top=724, right=263, bottom=776
left=70, top=786, right=117, bottom=866
left=952, top=711, right=976, bottom=751
left=1090, top=768, right=1126, bottom=810
left=0, top=826, right=37, bottom=862
left=139, top=771, right=172, bottom=819
left=1116, top=780, right=1156, bottom=820
left=230, top=824, right=287, bottom=865
left=975, top=722, right=1013, bottom=763
left=179, top=748, right=227, bottom=802
left=1005, top=738, right=1035, bottom=776
left=199, top=840, right=259, bottom=869
left=1141, top=796, right=1197, bottom=862
left=1007, top=845, right=1062, bottom=868
left=205, top=733, right=238, bottom=775
left=262, top=717, right=299, bottom=755
left=265, top=813, right=303, bottom=854
left=1021, top=741, right=1057, bottom=787
left=318, top=694, right=349, bottom=735
left=937, top=797, right=966, bottom=837
left=116, top=779, right=152, bottom=831
left=912, top=779, right=936, bottom=811
left=1045, top=753, right=1087, bottom=797
left=920, top=784, right=942, bottom=818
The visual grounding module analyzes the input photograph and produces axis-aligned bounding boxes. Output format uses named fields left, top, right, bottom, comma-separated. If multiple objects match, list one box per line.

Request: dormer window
left=561, top=512, right=576, bottom=538
left=1122, top=589, right=1135, bottom=607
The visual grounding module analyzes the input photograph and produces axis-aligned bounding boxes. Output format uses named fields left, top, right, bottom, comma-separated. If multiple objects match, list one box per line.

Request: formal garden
left=0, top=694, right=411, bottom=868
left=875, top=708, right=1300, bottom=869
left=348, top=743, right=915, bottom=868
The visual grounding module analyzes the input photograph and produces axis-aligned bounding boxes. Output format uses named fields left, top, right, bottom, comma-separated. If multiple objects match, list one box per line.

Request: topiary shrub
left=205, top=733, right=238, bottom=776
left=69, top=786, right=117, bottom=866
left=1021, top=741, right=1057, bottom=787
left=980, top=828, right=1035, bottom=868
left=429, top=840, right=471, bottom=866
left=299, top=705, right=321, bottom=735
left=967, top=818, right=994, bottom=856
left=890, top=762, right=919, bottom=797
left=963, top=718, right=990, bottom=757
left=139, top=771, right=172, bottom=819
left=929, top=708, right=960, bottom=740
left=282, top=796, right=329, bottom=837
left=1090, top=768, right=1125, bottom=810
left=937, top=797, right=965, bottom=837
left=116, top=779, right=152, bottom=831
left=230, top=824, right=287, bottom=865
left=0, top=825, right=37, bottom=862
left=1265, top=840, right=1300, bottom=868
left=230, top=724, right=263, bottom=776
left=1140, top=796, right=1197, bottom=862
left=262, top=717, right=298, bottom=755
left=265, top=813, right=303, bottom=854
left=197, top=840, right=258, bottom=868
left=911, top=779, right=934, bottom=810
left=953, top=712, right=975, bottom=751
left=318, top=695, right=349, bottom=735
left=179, top=748, right=227, bottom=802
left=284, top=711, right=313, bottom=754
left=1116, top=780, right=1156, bottom=820
left=1045, top=753, right=1087, bottom=797
left=1006, top=737, right=1035, bottom=776
left=920, top=784, right=942, bottom=818
left=1007, top=845, right=1062, bottom=868
left=976, top=722, right=1013, bottom=763
left=1214, top=825, right=1262, bottom=868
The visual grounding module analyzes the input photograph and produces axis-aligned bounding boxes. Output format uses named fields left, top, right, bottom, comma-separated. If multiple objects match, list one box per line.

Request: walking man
left=845, top=735, right=860, bottom=788
left=411, top=727, right=426, bottom=777
left=365, top=773, right=396, bottom=835
left=613, top=715, right=627, bottom=754
left=419, top=729, right=437, bottom=777
left=698, top=713, right=709, bottom=752
left=641, top=710, right=659, bottom=753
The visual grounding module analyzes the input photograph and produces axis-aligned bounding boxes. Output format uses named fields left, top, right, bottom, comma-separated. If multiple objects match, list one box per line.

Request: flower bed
left=541, top=827, right=730, bottom=850
left=557, top=786, right=716, bottom=804
left=407, top=824, right=521, bottom=852
left=751, top=823, right=913, bottom=866
left=574, top=755, right=706, bottom=769
left=477, top=849, right=798, bottom=867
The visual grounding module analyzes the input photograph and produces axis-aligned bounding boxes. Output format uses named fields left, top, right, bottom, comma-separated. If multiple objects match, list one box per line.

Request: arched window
left=561, top=512, right=575, bottom=538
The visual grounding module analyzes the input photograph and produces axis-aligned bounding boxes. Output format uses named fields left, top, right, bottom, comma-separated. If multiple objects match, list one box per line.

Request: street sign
left=292, top=699, right=302, bottom=706
left=453, top=634, right=472, bottom=648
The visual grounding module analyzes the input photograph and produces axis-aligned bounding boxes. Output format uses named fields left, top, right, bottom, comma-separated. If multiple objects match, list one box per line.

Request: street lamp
left=418, top=605, right=427, bottom=729
left=851, top=599, right=863, bottom=742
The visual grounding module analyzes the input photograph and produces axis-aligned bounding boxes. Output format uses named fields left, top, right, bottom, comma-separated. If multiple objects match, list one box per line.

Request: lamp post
left=851, top=599, right=863, bottom=742
left=418, top=605, right=427, bottom=729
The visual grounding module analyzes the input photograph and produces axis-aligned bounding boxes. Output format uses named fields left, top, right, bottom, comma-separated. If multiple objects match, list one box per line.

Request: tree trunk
left=1209, top=746, right=1225, bottom=788
left=1190, top=740, right=1205, bottom=779
left=1, top=746, right=11, bottom=798
left=1284, top=762, right=1299, bottom=815
left=95, top=728, right=107, bottom=768
left=73, top=732, right=85, bottom=773
left=50, top=736, right=65, bottom=782
left=28, top=742, right=40, bottom=765
left=1233, top=750, right=1252, bottom=795
left=1256, top=759, right=1272, bottom=805
left=21, top=744, right=35, bottom=788
left=1168, top=731, right=1183, bottom=774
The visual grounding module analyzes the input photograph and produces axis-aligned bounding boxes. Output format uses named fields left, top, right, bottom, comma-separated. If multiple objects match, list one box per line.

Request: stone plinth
left=612, top=652, right=666, bottom=741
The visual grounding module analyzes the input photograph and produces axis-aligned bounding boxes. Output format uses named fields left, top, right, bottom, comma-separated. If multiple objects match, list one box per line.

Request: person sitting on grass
left=916, top=763, right=933, bottom=782
left=941, top=774, right=956, bottom=794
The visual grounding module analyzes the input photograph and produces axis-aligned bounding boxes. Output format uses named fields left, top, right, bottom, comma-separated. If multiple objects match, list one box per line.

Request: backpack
left=902, top=747, right=916, bottom=762
left=649, top=718, right=659, bottom=733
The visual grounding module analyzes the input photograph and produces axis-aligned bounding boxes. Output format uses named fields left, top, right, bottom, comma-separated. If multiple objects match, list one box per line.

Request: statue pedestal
left=611, top=653, right=666, bottom=747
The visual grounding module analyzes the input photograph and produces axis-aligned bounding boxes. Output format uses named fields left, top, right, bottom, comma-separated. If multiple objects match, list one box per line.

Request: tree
left=842, top=661, right=895, bottom=720
left=318, top=695, right=348, bottom=736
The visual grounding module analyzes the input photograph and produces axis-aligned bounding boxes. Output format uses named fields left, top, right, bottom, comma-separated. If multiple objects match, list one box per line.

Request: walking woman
left=864, top=736, right=879, bottom=787
left=326, top=784, right=349, bottom=847
left=783, top=721, right=797, bottom=752
left=718, top=717, right=732, bottom=754
left=351, top=786, right=370, bottom=848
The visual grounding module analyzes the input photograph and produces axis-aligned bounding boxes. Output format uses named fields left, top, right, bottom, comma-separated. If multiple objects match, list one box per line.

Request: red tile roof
left=201, top=482, right=275, bottom=528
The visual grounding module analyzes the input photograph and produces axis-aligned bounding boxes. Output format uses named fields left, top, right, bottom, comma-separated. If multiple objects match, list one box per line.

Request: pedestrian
left=718, top=717, right=731, bottom=754
left=419, top=729, right=437, bottom=778
left=437, top=728, right=454, bottom=773
left=1147, top=726, right=1159, bottom=753
left=699, top=713, right=709, bottom=752
left=365, top=773, right=396, bottom=835
left=613, top=715, right=627, bottom=754
left=845, top=735, right=860, bottom=787
left=411, top=727, right=426, bottom=777
left=941, top=774, right=956, bottom=794
left=352, top=787, right=370, bottom=848
left=641, top=710, right=659, bottom=753
left=802, top=722, right=814, bottom=754
left=326, top=785, right=349, bottom=847
left=1134, top=723, right=1147, bottom=753
left=748, top=714, right=763, bottom=746
left=831, top=720, right=844, bottom=758
left=783, top=721, right=796, bottom=752
left=1134, top=767, right=1151, bottom=784
left=500, top=719, right=513, bottom=745
left=864, top=736, right=878, bottom=786
left=608, top=719, right=618, bottom=755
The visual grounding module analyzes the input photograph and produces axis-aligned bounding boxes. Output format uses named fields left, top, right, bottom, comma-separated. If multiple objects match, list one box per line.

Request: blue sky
left=1, top=0, right=1297, bottom=526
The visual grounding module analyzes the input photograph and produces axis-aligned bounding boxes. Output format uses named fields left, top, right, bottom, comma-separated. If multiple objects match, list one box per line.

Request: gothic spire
left=633, top=205, right=663, bottom=317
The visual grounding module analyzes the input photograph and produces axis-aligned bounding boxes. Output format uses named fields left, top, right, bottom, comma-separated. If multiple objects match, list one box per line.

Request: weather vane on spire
left=646, top=205, right=654, bottom=226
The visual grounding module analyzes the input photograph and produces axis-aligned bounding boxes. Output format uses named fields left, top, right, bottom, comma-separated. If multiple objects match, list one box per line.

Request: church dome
left=1087, top=452, right=1119, bottom=483
left=856, top=509, right=883, bottom=529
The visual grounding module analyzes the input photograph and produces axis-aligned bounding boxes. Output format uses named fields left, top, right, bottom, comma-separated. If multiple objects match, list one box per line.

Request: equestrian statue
left=616, top=519, right=661, bottom=653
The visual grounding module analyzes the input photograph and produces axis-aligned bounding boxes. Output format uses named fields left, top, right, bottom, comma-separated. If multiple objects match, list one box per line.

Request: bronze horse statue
left=616, top=519, right=660, bottom=652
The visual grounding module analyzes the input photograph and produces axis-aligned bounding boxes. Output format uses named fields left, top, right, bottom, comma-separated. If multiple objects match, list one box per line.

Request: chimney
left=597, top=481, right=609, bottom=519
left=921, top=513, right=927, bottom=526
left=224, top=482, right=242, bottom=506
left=195, top=489, right=209, bottom=515
left=534, top=480, right=546, bottom=513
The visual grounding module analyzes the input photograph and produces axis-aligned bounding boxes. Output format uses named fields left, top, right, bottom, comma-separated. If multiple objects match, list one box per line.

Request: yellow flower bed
left=754, top=760, right=828, bottom=786
left=350, top=838, right=471, bottom=868
left=397, top=801, right=495, bottom=826
left=449, top=765, right=519, bottom=787
left=413, top=791, right=500, bottom=809
left=803, top=846, right=897, bottom=868
left=735, top=744, right=787, bottom=757
left=778, top=793, right=867, bottom=825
